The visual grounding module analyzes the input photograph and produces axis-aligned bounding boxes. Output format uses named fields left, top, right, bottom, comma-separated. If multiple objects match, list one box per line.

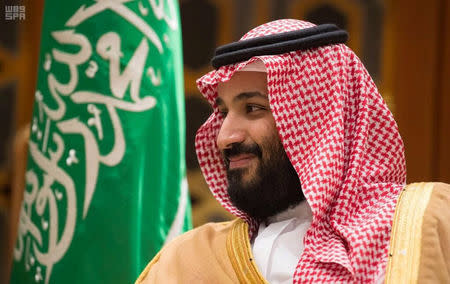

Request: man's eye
left=246, top=105, right=264, bottom=113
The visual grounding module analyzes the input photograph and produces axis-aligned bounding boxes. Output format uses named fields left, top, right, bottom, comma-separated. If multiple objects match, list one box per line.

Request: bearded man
left=136, top=20, right=450, bottom=283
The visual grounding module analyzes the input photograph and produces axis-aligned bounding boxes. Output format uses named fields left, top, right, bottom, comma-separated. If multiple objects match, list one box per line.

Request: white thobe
left=251, top=201, right=312, bottom=284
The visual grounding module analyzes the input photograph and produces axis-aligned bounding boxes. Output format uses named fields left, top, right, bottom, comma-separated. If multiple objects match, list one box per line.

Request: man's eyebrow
left=234, top=92, right=267, bottom=102
left=215, top=91, right=267, bottom=106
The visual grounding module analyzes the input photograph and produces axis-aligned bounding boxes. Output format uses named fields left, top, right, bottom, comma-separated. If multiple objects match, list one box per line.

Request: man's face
left=216, top=71, right=304, bottom=220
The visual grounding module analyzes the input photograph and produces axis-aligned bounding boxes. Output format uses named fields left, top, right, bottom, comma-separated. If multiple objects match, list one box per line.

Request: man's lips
left=227, top=154, right=256, bottom=169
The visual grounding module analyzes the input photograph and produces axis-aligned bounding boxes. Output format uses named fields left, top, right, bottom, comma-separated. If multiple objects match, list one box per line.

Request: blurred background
left=0, top=0, right=449, bottom=282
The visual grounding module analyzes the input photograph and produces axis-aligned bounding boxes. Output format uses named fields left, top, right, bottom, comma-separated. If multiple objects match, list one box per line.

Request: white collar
left=266, top=200, right=312, bottom=225
left=252, top=200, right=313, bottom=283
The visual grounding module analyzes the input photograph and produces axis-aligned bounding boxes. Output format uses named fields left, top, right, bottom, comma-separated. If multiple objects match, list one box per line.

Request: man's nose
left=217, top=114, right=246, bottom=150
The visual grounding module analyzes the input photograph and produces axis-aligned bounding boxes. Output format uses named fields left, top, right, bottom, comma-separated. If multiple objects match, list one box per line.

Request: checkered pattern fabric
left=195, top=19, right=406, bottom=283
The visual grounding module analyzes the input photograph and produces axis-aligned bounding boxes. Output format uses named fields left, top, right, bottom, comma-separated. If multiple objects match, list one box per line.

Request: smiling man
left=137, top=19, right=450, bottom=283
left=216, top=71, right=305, bottom=221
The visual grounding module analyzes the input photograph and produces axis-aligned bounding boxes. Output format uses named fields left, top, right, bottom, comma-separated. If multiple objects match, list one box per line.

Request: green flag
left=11, top=0, right=191, bottom=283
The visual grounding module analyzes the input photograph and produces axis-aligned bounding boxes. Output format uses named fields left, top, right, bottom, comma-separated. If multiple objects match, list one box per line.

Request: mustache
left=223, top=143, right=262, bottom=168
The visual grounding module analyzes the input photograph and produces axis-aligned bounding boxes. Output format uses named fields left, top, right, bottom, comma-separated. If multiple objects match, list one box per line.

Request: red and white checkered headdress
left=195, top=19, right=406, bottom=283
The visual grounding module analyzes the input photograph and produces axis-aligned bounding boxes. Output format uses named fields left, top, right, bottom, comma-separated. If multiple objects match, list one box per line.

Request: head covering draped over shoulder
left=195, top=19, right=406, bottom=283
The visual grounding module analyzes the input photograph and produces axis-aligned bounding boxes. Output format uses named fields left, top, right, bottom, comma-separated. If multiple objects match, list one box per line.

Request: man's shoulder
left=394, top=182, right=450, bottom=217
left=136, top=220, right=241, bottom=283
left=386, top=182, right=450, bottom=283
left=163, top=219, right=237, bottom=249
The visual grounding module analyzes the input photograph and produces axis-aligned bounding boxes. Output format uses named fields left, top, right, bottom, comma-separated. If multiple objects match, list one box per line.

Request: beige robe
left=385, top=182, right=450, bottom=283
left=136, top=183, right=450, bottom=283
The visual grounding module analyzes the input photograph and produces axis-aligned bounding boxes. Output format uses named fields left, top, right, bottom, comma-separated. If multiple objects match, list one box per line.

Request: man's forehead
left=217, top=71, right=268, bottom=101
left=215, top=91, right=268, bottom=106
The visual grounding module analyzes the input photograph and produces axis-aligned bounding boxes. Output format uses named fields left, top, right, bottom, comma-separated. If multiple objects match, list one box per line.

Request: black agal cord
left=211, top=24, right=348, bottom=69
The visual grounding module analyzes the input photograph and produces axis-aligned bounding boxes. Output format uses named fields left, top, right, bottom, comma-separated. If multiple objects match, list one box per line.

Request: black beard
left=224, top=139, right=305, bottom=221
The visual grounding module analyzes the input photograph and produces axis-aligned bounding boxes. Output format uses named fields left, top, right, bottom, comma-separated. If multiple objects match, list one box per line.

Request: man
left=137, top=19, right=450, bottom=283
